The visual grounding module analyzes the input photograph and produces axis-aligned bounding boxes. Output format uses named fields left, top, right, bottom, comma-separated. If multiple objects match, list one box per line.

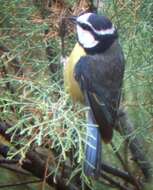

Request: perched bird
left=64, top=12, right=124, bottom=177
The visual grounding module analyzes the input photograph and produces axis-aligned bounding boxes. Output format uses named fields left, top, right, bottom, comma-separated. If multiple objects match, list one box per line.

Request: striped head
left=70, top=12, right=118, bottom=54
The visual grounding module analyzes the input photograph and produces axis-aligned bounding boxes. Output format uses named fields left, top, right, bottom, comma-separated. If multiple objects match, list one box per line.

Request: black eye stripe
left=78, top=22, right=92, bottom=31
left=77, top=22, right=99, bottom=40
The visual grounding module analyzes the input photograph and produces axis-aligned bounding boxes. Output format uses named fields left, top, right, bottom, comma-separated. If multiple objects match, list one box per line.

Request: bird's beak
left=68, top=16, right=77, bottom=24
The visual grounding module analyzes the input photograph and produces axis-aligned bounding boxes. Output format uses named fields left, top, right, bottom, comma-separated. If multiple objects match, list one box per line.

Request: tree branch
left=0, top=179, right=42, bottom=189
left=100, top=172, right=133, bottom=190
left=0, top=109, right=152, bottom=189
left=101, top=163, right=135, bottom=185
left=116, top=109, right=152, bottom=181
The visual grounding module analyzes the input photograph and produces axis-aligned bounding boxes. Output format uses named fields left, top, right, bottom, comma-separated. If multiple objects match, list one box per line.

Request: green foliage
left=103, top=0, right=153, bottom=138
left=65, top=0, right=76, bottom=6
left=0, top=0, right=86, bottom=176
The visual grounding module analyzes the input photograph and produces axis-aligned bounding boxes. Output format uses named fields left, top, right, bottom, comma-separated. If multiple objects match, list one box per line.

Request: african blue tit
left=64, top=12, right=124, bottom=177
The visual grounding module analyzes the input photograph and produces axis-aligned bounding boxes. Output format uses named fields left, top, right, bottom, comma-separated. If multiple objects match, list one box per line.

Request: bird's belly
left=64, top=43, right=86, bottom=103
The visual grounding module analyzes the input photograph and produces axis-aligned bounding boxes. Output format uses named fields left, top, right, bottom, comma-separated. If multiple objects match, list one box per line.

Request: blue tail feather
left=84, top=123, right=102, bottom=177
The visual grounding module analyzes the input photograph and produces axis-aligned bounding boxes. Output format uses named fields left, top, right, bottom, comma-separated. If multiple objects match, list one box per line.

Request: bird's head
left=69, top=12, right=118, bottom=54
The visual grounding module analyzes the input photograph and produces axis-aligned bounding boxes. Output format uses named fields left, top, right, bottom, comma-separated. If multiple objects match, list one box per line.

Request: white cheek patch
left=77, top=25, right=98, bottom=48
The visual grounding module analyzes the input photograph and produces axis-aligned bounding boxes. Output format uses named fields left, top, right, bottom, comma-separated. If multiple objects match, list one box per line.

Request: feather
left=84, top=110, right=102, bottom=177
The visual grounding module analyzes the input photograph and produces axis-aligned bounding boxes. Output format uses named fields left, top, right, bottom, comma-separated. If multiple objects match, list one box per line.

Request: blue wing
left=74, top=54, right=124, bottom=176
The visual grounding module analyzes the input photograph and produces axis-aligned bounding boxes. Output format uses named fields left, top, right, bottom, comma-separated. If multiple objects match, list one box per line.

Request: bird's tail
left=84, top=125, right=102, bottom=177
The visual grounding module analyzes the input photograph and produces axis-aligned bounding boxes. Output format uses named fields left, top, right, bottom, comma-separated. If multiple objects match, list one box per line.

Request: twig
left=110, top=142, right=126, bottom=169
left=42, top=155, right=50, bottom=190
left=0, top=113, right=151, bottom=189
left=59, top=18, right=67, bottom=57
left=117, top=110, right=152, bottom=181
left=0, top=147, right=139, bottom=189
left=0, top=159, right=18, bottom=164
left=100, top=172, right=133, bottom=190
left=0, top=179, right=42, bottom=189
left=0, top=164, right=30, bottom=175
left=22, top=151, right=79, bottom=190
left=101, top=163, right=135, bottom=185
left=110, top=142, right=141, bottom=189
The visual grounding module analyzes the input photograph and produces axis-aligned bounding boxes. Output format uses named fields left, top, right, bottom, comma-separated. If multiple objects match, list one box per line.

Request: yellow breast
left=64, top=43, right=86, bottom=103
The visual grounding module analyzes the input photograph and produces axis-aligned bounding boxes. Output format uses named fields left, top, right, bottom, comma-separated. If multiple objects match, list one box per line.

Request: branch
left=0, top=159, right=18, bottom=164
left=110, top=142, right=127, bottom=169
left=0, top=112, right=152, bottom=189
left=100, top=172, right=133, bottom=190
left=0, top=179, right=42, bottom=189
left=22, top=150, right=79, bottom=190
left=0, top=163, right=30, bottom=175
left=101, top=163, right=135, bottom=185
left=0, top=143, right=141, bottom=190
left=0, top=146, right=79, bottom=190
left=102, top=161, right=142, bottom=190
left=117, top=109, right=152, bottom=181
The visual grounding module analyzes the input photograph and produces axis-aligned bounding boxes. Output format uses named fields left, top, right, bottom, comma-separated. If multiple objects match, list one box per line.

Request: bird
left=64, top=12, right=125, bottom=177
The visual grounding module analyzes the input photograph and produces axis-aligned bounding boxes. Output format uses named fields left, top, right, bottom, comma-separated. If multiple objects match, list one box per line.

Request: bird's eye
left=79, top=23, right=91, bottom=31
